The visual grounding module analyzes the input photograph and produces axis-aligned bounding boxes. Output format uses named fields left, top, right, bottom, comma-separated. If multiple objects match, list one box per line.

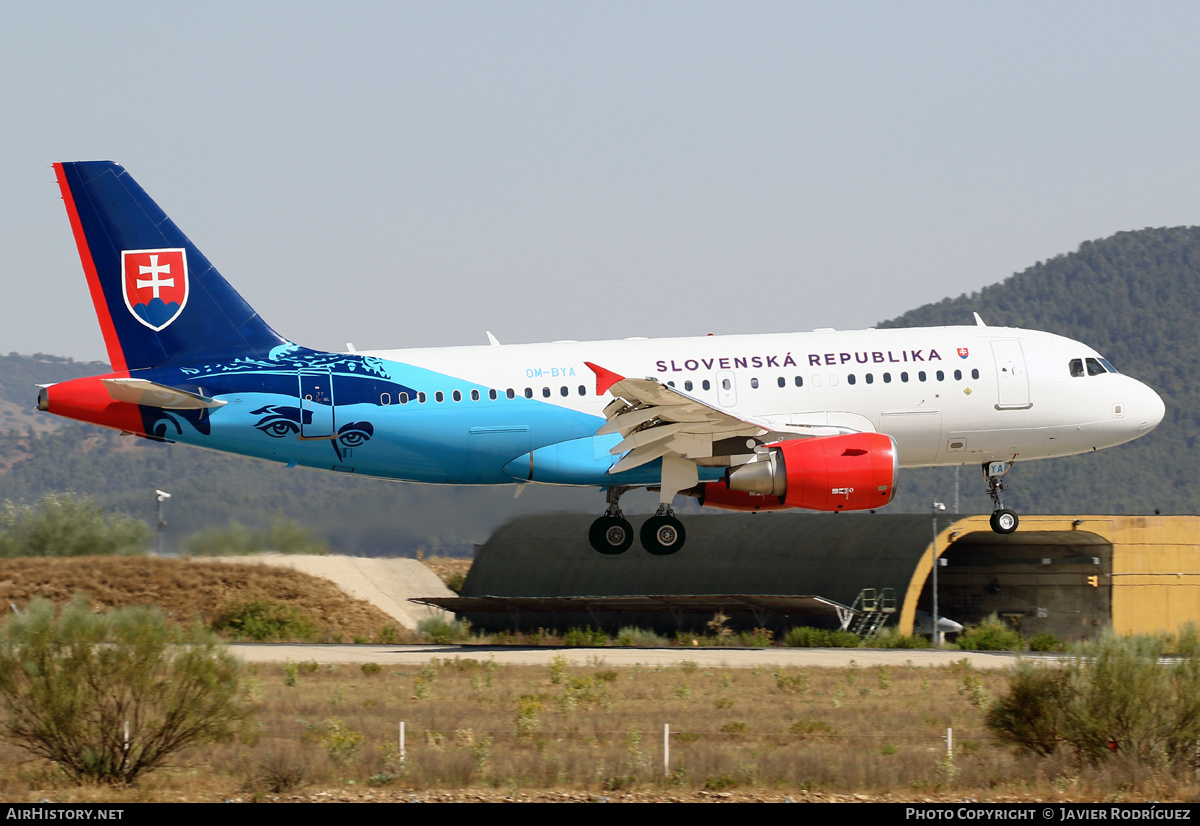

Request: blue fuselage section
left=133, top=344, right=679, bottom=487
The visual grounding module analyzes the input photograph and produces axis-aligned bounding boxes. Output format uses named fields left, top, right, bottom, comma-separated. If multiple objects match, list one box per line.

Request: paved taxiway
left=229, top=643, right=1020, bottom=669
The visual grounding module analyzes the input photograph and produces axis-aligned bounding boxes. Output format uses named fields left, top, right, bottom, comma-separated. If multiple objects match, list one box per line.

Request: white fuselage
left=361, top=323, right=1164, bottom=471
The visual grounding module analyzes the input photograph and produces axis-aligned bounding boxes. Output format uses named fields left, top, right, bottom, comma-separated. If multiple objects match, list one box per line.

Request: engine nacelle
left=723, top=432, right=899, bottom=512
left=695, top=483, right=790, bottom=512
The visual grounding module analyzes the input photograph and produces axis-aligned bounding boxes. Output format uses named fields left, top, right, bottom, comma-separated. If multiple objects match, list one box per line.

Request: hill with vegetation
left=1, top=226, right=1191, bottom=552
left=879, top=226, right=1191, bottom=516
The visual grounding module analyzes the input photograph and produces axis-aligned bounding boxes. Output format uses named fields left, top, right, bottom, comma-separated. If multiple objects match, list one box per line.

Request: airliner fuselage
left=40, top=161, right=1165, bottom=554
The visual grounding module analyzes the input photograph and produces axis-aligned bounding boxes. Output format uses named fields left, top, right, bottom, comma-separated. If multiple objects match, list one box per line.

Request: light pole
left=931, top=500, right=946, bottom=646
left=155, top=490, right=171, bottom=556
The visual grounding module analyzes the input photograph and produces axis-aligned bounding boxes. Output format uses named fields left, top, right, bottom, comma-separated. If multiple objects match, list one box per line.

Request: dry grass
left=420, top=555, right=472, bottom=592
left=0, top=557, right=408, bottom=643
left=1, top=656, right=1196, bottom=802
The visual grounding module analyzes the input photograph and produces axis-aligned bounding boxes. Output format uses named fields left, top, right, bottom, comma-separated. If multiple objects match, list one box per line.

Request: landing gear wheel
left=589, top=515, right=634, bottom=554
left=990, top=508, right=1019, bottom=535
left=983, top=461, right=1018, bottom=535
left=641, top=515, right=686, bottom=555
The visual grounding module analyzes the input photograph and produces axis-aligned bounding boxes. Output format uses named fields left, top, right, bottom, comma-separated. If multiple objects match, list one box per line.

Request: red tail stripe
left=53, top=163, right=127, bottom=373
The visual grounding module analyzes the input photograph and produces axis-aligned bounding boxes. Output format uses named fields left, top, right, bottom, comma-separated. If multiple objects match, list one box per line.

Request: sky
left=3, top=1, right=1199, bottom=363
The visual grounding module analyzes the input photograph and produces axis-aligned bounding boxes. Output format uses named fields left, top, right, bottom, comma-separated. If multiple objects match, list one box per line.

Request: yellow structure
left=899, top=515, right=1200, bottom=639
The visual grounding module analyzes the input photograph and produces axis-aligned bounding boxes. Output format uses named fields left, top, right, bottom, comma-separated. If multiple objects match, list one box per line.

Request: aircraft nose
left=1137, top=382, right=1165, bottom=433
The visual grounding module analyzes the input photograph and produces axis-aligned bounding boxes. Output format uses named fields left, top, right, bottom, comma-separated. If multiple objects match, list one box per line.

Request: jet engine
left=701, top=432, right=899, bottom=512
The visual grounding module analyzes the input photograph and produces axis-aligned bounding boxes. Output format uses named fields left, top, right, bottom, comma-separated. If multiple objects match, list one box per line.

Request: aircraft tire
left=589, top=516, right=634, bottom=554
left=641, top=515, right=686, bottom=555
left=990, top=509, right=1019, bottom=535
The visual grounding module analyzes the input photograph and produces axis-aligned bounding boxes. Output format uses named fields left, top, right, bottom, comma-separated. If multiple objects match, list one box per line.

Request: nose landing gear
left=984, top=460, right=1019, bottom=534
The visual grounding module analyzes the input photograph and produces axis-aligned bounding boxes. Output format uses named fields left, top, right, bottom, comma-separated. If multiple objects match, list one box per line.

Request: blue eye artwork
left=252, top=405, right=302, bottom=438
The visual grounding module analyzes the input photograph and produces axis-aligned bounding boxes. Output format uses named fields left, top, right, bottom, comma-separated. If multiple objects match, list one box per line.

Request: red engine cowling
left=696, top=484, right=790, bottom=512
left=710, top=432, right=899, bottom=512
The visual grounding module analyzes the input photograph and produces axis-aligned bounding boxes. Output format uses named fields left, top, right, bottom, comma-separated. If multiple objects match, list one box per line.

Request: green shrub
left=563, top=626, right=609, bottom=647
left=957, top=614, right=1023, bottom=651
left=320, top=718, right=365, bottom=766
left=783, top=626, right=862, bottom=648
left=985, top=660, right=1066, bottom=757
left=212, top=598, right=319, bottom=642
left=615, top=626, right=669, bottom=647
left=1028, top=631, right=1064, bottom=652
left=0, top=596, right=246, bottom=785
left=987, top=628, right=1200, bottom=767
left=417, top=615, right=472, bottom=644
left=738, top=628, right=774, bottom=647
left=183, top=517, right=326, bottom=556
left=0, top=492, right=148, bottom=557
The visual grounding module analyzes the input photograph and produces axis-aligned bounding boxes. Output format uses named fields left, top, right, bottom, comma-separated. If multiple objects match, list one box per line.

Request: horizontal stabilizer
left=101, top=378, right=227, bottom=410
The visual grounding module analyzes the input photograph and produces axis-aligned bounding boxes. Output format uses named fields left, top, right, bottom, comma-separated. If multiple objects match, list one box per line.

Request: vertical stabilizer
left=54, top=161, right=288, bottom=371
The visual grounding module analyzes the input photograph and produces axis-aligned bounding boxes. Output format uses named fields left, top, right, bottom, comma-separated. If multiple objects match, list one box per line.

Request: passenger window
left=578, top=385, right=586, bottom=395
left=794, top=376, right=803, bottom=387
left=847, top=374, right=856, bottom=385
left=971, top=369, right=979, bottom=380
left=900, top=372, right=908, bottom=382
left=703, top=380, right=711, bottom=390
left=560, top=386, right=569, bottom=397
left=722, top=378, right=731, bottom=390
left=919, top=371, right=927, bottom=382
left=667, top=381, right=675, bottom=388
left=435, top=391, right=444, bottom=403
left=777, top=377, right=785, bottom=388
left=954, top=369, right=962, bottom=381
left=865, top=373, right=874, bottom=384
left=750, top=378, right=759, bottom=389
left=524, top=388, right=533, bottom=398
left=418, top=392, right=427, bottom=403
left=936, top=370, right=945, bottom=381
left=542, top=387, right=551, bottom=398
left=506, top=388, right=515, bottom=399
left=684, top=380, right=693, bottom=391
left=883, top=373, right=891, bottom=383
left=471, top=389, right=480, bottom=401
left=1069, top=359, right=1084, bottom=377
left=488, top=389, right=497, bottom=400
left=399, top=392, right=409, bottom=404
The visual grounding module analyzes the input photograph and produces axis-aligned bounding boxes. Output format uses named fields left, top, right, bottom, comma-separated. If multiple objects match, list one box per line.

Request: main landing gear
left=589, top=487, right=634, bottom=554
left=641, top=505, right=686, bottom=556
left=984, top=460, right=1019, bottom=535
left=588, top=488, right=686, bottom=555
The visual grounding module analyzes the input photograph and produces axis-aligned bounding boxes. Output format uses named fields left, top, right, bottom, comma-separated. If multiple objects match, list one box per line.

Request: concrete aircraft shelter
left=426, top=513, right=1200, bottom=641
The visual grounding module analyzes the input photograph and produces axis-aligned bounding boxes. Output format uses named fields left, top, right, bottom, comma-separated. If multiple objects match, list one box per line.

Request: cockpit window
left=1071, top=357, right=1119, bottom=377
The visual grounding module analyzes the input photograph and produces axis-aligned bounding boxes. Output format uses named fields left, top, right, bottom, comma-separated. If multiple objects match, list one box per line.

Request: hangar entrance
left=920, top=530, right=1112, bottom=642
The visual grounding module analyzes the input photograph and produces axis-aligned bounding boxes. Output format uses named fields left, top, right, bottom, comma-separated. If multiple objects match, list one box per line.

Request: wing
left=584, top=362, right=870, bottom=476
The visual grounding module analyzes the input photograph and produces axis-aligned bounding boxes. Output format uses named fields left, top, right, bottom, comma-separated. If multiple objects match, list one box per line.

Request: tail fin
left=54, top=161, right=288, bottom=371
